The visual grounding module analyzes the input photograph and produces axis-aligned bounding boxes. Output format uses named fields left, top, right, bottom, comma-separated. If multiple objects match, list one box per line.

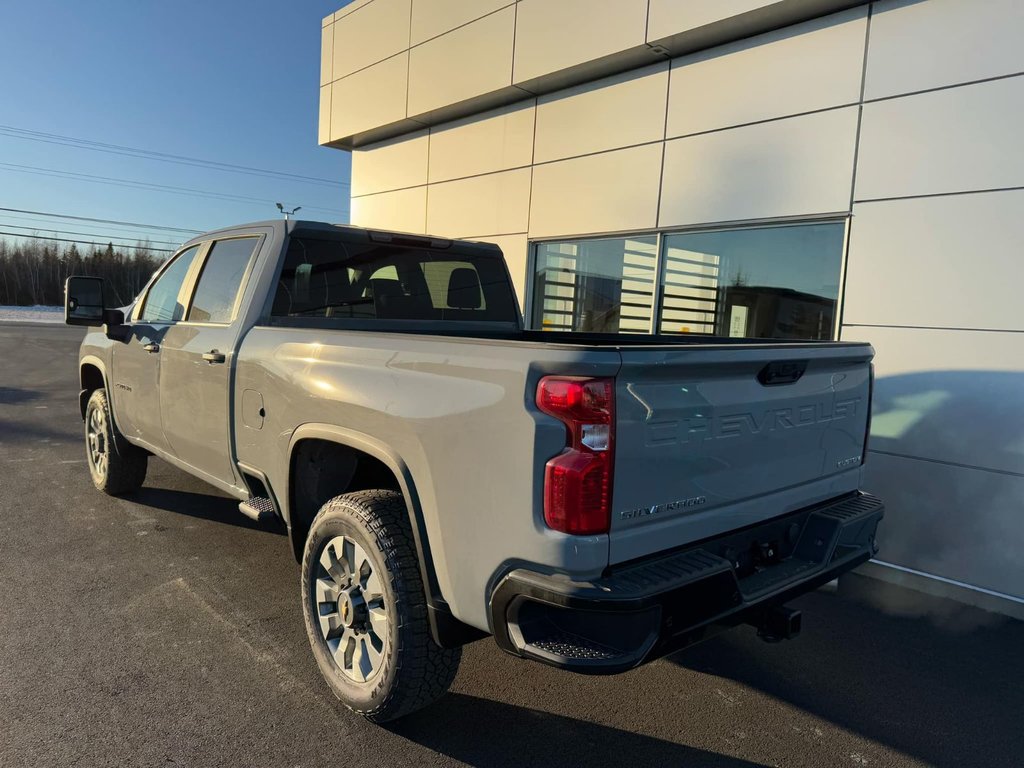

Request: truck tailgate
left=610, top=342, right=873, bottom=564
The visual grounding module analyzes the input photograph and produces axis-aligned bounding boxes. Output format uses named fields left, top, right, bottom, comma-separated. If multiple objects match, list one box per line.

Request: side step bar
left=239, top=496, right=276, bottom=523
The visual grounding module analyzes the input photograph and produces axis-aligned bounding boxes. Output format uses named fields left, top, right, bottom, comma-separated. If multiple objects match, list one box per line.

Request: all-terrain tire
left=84, top=388, right=147, bottom=495
left=300, top=489, right=461, bottom=722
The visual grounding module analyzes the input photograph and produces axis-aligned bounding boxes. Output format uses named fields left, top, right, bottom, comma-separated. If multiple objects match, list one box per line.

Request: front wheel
left=300, top=490, right=461, bottom=722
left=85, top=388, right=147, bottom=495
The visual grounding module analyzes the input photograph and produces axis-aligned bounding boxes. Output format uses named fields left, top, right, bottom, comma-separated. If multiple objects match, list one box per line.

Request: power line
left=0, top=206, right=204, bottom=234
left=0, top=231, right=174, bottom=253
left=0, top=213, right=182, bottom=242
left=0, top=162, right=342, bottom=215
left=0, top=223, right=181, bottom=247
left=0, top=124, right=350, bottom=189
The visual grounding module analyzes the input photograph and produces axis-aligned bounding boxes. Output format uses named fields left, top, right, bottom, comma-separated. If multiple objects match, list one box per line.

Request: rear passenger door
left=157, top=235, right=261, bottom=487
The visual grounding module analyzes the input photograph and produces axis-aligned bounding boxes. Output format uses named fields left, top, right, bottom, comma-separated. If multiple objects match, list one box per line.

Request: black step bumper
left=489, top=492, right=884, bottom=673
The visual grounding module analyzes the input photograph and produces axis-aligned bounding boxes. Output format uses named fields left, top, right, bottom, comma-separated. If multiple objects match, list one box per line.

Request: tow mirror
left=65, top=276, right=125, bottom=332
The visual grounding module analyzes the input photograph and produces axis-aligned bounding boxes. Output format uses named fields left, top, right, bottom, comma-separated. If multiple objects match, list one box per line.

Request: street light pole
left=276, top=203, right=302, bottom=221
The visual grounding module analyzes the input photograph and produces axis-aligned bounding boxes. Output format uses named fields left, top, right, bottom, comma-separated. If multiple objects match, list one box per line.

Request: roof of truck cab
left=178, top=220, right=498, bottom=250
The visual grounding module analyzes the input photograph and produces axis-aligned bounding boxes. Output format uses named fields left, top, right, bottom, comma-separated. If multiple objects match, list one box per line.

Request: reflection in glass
left=659, top=223, right=845, bottom=340
left=532, top=236, right=658, bottom=333
left=139, top=245, right=201, bottom=323
left=530, top=223, right=844, bottom=340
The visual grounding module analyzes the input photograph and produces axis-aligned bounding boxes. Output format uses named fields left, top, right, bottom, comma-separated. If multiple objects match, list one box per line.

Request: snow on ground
left=0, top=305, right=64, bottom=323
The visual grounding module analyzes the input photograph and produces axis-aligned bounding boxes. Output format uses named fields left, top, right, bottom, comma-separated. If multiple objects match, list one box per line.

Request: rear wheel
left=300, top=489, right=461, bottom=722
left=85, top=388, right=147, bottom=495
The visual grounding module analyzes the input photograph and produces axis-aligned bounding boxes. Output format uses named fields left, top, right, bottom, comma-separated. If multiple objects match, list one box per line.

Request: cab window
left=138, top=245, right=202, bottom=323
left=187, top=237, right=259, bottom=324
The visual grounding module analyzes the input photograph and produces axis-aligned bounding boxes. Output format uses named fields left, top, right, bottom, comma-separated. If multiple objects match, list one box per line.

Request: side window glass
left=188, top=238, right=259, bottom=324
left=139, top=245, right=202, bottom=323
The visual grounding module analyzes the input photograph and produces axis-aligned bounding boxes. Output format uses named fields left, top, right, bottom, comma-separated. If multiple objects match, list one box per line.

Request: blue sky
left=0, top=0, right=351, bottom=252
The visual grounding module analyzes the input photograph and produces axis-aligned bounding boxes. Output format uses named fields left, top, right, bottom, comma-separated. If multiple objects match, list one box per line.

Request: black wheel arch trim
left=79, top=356, right=129, bottom=440
left=285, top=423, right=484, bottom=649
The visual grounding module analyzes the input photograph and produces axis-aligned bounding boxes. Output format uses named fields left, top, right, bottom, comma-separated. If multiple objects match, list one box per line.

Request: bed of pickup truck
left=65, top=219, right=882, bottom=722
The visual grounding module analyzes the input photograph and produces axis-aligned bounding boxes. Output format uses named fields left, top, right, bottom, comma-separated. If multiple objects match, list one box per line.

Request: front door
left=109, top=243, right=203, bottom=450
left=157, top=236, right=260, bottom=486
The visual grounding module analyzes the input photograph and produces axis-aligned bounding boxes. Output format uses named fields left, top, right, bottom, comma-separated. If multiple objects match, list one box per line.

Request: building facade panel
left=407, top=6, right=516, bottom=117
left=863, top=452, right=1023, bottom=599
left=666, top=8, right=866, bottom=139
left=331, top=0, right=411, bottom=80
left=318, top=85, right=332, bottom=145
left=529, top=144, right=663, bottom=238
left=484, top=233, right=529, bottom=308
left=844, top=191, right=1024, bottom=332
left=320, top=22, right=334, bottom=86
left=855, top=76, right=1024, bottom=201
left=865, top=0, right=1024, bottom=100
left=848, top=324, right=1024, bottom=477
left=646, top=0, right=778, bottom=40
left=351, top=130, right=429, bottom=197
left=329, top=53, right=409, bottom=141
left=427, top=100, right=535, bottom=184
left=533, top=64, right=669, bottom=164
left=350, top=186, right=427, bottom=233
left=513, top=0, right=648, bottom=84
left=333, top=0, right=374, bottom=21
left=426, top=168, right=531, bottom=238
left=410, top=0, right=512, bottom=45
left=659, top=107, right=858, bottom=227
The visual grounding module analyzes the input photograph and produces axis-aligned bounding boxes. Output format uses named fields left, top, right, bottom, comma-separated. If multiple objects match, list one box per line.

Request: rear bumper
left=489, top=492, right=883, bottom=673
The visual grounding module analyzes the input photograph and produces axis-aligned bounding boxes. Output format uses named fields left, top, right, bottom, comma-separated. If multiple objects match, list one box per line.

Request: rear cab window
left=269, top=233, right=518, bottom=325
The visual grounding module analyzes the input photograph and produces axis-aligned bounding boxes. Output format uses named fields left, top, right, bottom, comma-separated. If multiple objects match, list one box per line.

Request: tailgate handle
left=758, top=360, right=807, bottom=386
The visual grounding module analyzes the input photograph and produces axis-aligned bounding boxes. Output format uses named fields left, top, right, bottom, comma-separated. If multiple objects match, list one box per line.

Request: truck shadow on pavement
left=668, top=587, right=1024, bottom=767
left=0, top=387, right=41, bottom=405
left=132, top=486, right=287, bottom=535
left=388, top=693, right=768, bottom=768
left=0, top=418, right=79, bottom=445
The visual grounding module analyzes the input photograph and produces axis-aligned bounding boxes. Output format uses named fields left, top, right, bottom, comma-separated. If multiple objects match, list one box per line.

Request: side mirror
left=64, top=277, right=125, bottom=330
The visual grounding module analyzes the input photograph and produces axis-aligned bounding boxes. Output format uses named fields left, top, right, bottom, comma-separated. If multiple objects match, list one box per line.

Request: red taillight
left=536, top=376, right=615, bottom=535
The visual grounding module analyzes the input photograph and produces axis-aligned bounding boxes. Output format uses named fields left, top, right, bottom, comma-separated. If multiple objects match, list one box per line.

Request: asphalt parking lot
left=1, top=322, right=1021, bottom=768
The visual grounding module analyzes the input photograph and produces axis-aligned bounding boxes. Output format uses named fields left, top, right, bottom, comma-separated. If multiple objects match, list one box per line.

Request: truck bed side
left=233, top=328, right=619, bottom=631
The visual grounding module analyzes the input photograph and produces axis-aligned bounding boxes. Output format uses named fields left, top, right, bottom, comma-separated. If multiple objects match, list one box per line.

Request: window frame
left=132, top=241, right=210, bottom=324
left=179, top=234, right=264, bottom=327
left=526, top=215, right=850, bottom=341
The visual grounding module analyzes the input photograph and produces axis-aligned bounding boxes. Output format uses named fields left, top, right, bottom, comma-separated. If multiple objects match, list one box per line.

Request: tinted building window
left=659, top=223, right=844, bottom=340
left=188, top=237, right=259, bottom=324
left=139, top=245, right=201, bottom=323
left=532, top=236, right=658, bottom=333
left=530, top=222, right=844, bottom=340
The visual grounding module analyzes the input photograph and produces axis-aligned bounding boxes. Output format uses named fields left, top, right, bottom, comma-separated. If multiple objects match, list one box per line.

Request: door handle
left=202, top=350, right=226, bottom=364
left=143, top=342, right=160, bottom=354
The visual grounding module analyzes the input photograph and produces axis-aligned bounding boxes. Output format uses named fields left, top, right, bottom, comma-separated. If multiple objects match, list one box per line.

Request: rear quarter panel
left=234, top=327, right=620, bottom=631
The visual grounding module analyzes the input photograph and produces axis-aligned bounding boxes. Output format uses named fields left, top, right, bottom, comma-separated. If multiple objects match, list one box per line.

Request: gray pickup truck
left=65, top=219, right=883, bottom=722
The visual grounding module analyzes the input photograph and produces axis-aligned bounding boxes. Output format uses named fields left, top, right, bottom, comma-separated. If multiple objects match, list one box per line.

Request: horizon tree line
left=0, top=237, right=169, bottom=307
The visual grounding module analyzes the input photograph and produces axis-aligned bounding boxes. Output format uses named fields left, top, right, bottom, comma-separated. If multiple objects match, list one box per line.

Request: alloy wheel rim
left=315, top=535, right=388, bottom=683
left=86, top=406, right=108, bottom=478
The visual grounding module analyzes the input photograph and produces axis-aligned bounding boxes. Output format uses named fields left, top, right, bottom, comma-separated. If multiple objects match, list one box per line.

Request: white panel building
left=319, top=0, right=1024, bottom=617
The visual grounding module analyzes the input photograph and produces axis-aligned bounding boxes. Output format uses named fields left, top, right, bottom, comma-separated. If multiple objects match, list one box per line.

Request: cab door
left=157, top=236, right=261, bottom=487
left=109, top=243, right=204, bottom=450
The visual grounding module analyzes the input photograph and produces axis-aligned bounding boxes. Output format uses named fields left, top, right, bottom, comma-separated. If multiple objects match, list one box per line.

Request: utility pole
left=276, top=203, right=301, bottom=221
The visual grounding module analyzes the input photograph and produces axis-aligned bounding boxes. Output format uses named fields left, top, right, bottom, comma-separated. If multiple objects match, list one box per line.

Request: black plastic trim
left=490, top=492, right=884, bottom=673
